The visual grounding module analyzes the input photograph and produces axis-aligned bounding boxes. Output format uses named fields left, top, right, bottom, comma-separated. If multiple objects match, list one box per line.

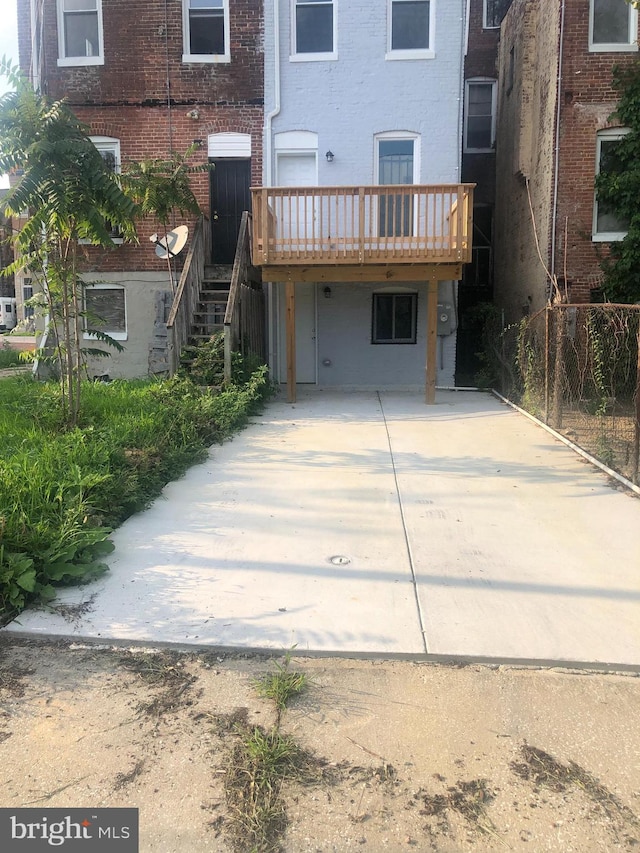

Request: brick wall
left=17, top=0, right=264, bottom=274
left=494, top=0, right=639, bottom=317
left=494, top=0, right=561, bottom=322
left=554, top=0, right=638, bottom=303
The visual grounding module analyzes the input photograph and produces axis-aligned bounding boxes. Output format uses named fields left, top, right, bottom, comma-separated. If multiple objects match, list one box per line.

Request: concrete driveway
left=6, top=391, right=640, bottom=666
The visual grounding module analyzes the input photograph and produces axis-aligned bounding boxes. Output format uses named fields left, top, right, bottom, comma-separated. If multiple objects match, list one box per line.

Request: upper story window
left=183, top=0, right=231, bottom=63
left=593, top=128, right=630, bottom=241
left=89, top=137, right=123, bottom=242
left=589, top=0, right=638, bottom=51
left=483, top=0, right=512, bottom=30
left=464, top=79, right=497, bottom=153
left=57, top=0, right=104, bottom=66
left=387, top=0, right=434, bottom=60
left=292, top=0, right=336, bottom=60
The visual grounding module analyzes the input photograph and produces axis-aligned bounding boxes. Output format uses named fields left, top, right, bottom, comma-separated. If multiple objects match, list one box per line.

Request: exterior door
left=276, top=153, right=317, bottom=246
left=278, top=283, right=317, bottom=384
left=210, top=158, right=251, bottom=263
left=378, top=139, right=414, bottom=237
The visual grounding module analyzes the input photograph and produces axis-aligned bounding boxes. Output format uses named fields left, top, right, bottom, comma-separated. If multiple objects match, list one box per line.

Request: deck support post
left=285, top=280, right=296, bottom=403
left=426, top=280, right=438, bottom=404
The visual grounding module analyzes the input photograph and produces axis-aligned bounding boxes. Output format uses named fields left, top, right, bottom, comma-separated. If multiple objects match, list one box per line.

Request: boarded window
left=85, top=288, right=126, bottom=335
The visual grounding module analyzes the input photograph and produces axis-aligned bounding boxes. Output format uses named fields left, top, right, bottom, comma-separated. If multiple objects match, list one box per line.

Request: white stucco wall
left=82, top=272, right=172, bottom=380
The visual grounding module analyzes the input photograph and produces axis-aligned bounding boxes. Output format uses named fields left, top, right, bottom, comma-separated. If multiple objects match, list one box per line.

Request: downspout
left=265, top=0, right=281, bottom=373
left=549, top=0, right=566, bottom=291
left=458, top=0, right=471, bottom=181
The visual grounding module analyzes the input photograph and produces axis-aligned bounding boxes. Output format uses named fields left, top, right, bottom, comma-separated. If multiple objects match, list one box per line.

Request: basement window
left=372, top=293, right=417, bottom=344
left=57, top=0, right=104, bottom=66
left=84, top=286, right=127, bottom=341
left=183, top=0, right=231, bottom=63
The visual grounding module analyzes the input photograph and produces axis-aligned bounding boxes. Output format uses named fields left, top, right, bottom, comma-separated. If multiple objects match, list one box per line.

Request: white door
left=279, top=282, right=317, bottom=384
left=276, top=153, right=317, bottom=246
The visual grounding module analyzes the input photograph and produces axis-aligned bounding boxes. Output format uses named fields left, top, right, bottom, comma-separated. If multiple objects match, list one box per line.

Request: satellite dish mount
left=150, top=225, right=189, bottom=294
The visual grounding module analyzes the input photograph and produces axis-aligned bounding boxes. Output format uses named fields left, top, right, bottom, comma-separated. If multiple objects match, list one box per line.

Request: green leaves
left=595, top=60, right=640, bottom=302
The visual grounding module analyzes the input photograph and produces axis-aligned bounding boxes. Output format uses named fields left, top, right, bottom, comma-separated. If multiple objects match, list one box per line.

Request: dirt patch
left=1, top=640, right=640, bottom=851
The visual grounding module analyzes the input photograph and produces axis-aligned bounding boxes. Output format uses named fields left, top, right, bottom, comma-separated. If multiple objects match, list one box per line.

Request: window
left=387, top=0, right=434, bottom=59
left=183, top=0, right=230, bottom=63
left=84, top=286, right=127, bottom=340
left=377, top=137, right=416, bottom=237
left=89, top=137, right=122, bottom=242
left=372, top=293, right=417, bottom=344
left=483, top=0, right=512, bottom=29
left=464, top=80, right=497, bottom=152
left=22, top=281, right=34, bottom=320
left=593, top=129, right=630, bottom=241
left=292, top=0, right=335, bottom=58
left=589, top=0, right=638, bottom=51
left=57, top=0, right=104, bottom=66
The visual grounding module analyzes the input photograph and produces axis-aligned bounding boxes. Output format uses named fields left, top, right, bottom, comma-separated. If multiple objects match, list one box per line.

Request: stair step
left=199, top=290, right=230, bottom=298
left=204, top=265, right=233, bottom=281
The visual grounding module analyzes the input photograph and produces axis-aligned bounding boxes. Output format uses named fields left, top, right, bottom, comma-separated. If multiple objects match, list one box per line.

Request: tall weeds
left=0, top=366, right=272, bottom=620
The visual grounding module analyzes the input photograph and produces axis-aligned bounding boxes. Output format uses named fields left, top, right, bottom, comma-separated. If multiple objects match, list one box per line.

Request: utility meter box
left=437, top=302, right=454, bottom=336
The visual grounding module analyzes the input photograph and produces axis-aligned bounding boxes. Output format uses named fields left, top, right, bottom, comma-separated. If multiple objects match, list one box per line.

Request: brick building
left=494, top=0, right=639, bottom=322
left=17, top=0, right=264, bottom=376
left=457, top=0, right=513, bottom=383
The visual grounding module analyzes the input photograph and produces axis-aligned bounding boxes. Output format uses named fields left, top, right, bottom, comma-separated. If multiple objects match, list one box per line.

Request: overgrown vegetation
left=0, top=348, right=23, bottom=369
left=595, top=58, right=640, bottom=302
left=0, top=362, right=272, bottom=621
left=225, top=651, right=313, bottom=852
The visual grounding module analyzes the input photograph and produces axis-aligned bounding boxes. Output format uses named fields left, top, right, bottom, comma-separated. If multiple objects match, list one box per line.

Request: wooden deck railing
left=166, top=215, right=211, bottom=375
left=251, top=184, right=473, bottom=267
left=224, top=211, right=265, bottom=381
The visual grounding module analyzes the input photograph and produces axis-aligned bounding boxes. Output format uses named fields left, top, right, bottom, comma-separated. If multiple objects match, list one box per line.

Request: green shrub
left=0, top=359, right=272, bottom=622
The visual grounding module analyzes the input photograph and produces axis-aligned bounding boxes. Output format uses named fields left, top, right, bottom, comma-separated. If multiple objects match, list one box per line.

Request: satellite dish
left=150, top=225, right=189, bottom=259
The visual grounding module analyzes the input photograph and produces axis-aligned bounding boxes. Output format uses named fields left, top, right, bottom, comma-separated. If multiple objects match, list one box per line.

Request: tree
left=595, top=59, right=640, bottom=303
left=119, top=147, right=208, bottom=292
left=0, top=58, right=138, bottom=425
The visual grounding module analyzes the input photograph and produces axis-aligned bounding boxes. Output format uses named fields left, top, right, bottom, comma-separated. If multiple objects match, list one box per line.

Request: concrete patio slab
left=5, top=391, right=640, bottom=665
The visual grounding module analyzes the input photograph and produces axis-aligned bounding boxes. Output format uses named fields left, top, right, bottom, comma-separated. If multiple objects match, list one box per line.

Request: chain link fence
left=489, top=304, right=640, bottom=484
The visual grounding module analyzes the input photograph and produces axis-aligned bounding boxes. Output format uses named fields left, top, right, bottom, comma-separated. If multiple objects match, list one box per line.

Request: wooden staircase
left=189, top=264, right=233, bottom=344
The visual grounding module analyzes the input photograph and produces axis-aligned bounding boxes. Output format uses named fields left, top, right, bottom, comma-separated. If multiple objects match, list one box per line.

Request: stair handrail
left=166, top=215, right=209, bottom=375
left=224, top=211, right=259, bottom=382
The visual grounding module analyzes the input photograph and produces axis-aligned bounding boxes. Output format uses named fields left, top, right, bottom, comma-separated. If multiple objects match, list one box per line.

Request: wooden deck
left=251, top=184, right=473, bottom=281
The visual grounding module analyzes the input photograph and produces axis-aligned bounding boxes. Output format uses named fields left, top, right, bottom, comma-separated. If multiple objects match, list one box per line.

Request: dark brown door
left=210, top=159, right=251, bottom=263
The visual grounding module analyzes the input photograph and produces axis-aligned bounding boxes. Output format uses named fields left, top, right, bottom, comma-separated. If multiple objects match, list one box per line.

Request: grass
left=222, top=651, right=313, bottom=852
left=254, top=650, right=309, bottom=721
left=0, top=349, right=24, bottom=369
left=0, top=361, right=272, bottom=619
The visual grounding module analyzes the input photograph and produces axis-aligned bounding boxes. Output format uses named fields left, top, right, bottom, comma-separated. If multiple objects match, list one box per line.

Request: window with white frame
left=372, top=292, right=418, bottom=344
left=292, top=0, right=335, bottom=58
left=22, top=281, right=34, bottom=320
left=387, top=0, right=434, bottom=59
left=464, top=79, right=497, bottom=152
left=483, top=0, right=512, bottom=30
left=593, top=129, right=630, bottom=241
left=84, top=285, right=127, bottom=340
left=377, top=135, right=418, bottom=237
left=89, top=137, right=123, bottom=241
left=589, top=0, right=638, bottom=51
left=183, top=0, right=230, bottom=63
left=57, top=0, right=104, bottom=66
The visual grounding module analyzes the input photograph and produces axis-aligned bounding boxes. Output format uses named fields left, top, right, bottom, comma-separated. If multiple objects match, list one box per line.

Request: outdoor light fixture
left=325, top=150, right=334, bottom=162
left=192, top=139, right=204, bottom=148
left=323, top=287, right=332, bottom=299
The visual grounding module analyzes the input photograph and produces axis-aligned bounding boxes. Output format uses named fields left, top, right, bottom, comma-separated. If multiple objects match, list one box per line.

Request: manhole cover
left=329, top=555, right=351, bottom=566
